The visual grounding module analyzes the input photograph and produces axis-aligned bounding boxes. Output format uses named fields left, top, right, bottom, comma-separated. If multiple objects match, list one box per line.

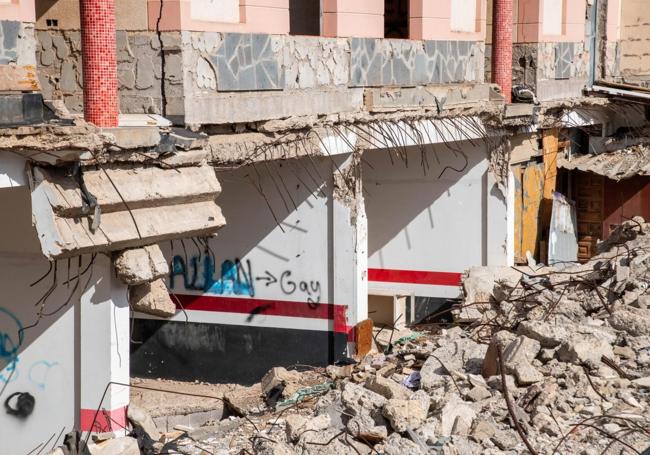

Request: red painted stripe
left=80, top=406, right=127, bottom=432
left=368, top=268, right=462, bottom=286
left=173, top=294, right=350, bottom=334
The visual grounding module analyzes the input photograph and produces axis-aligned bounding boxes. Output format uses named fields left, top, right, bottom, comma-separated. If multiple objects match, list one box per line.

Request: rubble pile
left=61, top=219, right=650, bottom=454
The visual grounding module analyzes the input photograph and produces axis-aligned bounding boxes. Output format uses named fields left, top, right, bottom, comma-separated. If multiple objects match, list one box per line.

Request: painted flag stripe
left=80, top=406, right=127, bottom=432
left=368, top=268, right=462, bottom=286
left=172, top=294, right=350, bottom=333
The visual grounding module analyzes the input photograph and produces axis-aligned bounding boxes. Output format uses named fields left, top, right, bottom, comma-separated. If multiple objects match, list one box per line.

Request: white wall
left=153, top=156, right=358, bottom=333
left=0, top=187, right=76, bottom=454
left=364, top=141, right=507, bottom=298
left=0, top=186, right=130, bottom=452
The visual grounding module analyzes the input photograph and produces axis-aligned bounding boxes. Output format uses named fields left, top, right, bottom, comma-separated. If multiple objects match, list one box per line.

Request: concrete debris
left=129, top=278, right=176, bottom=318
left=382, top=390, right=430, bottom=432
left=127, top=403, right=161, bottom=443
left=127, top=220, right=650, bottom=455
left=87, top=437, right=140, bottom=455
left=286, top=413, right=331, bottom=442
left=261, top=367, right=302, bottom=397
left=346, top=412, right=388, bottom=443
left=114, top=244, right=169, bottom=285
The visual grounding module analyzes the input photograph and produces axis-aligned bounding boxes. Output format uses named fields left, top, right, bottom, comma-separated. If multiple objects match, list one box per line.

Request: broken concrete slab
left=382, top=390, right=430, bottom=432
left=114, top=244, right=168, bottom=285
left=380, top=432, right=426, bottom=455
left=346, top=412, right=388, bottom=443
left=87, top=437, right=140, bottom=455
left=286, top=413, right=331, bottom=442
left=30, top=163, right=224, bottom=259
left=608, top=309, right=650, bottom=337
left=261, top=367, right=302, bottom=396
left=102, top=126, right=161, bottom=149
left=129, top=278, right=176, bottom=318
left=364, top=374, right=412, bottom=400
left=439, top=396, right=476, bottom=438
left=517, top=320, right=570, bottom=348
left=557, top=333, right=614, bottom=368
left=31, top=164, right=221, bottom=218
left=341, top=381, right=387, bottom=417
left=481, top=331, right=517, bottom=378
left=127, top=403, right=161, bottom=442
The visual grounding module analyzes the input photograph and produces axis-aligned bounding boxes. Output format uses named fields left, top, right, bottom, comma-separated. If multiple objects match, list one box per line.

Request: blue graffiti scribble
left=1, top=307, right=24, bottom=384
left=28, top=360, right=60, bottom=390
left=170, top=255, right=255, bottom=297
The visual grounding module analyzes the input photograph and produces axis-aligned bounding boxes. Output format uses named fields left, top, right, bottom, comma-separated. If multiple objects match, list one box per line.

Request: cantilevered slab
left=30, top=164, right=225, bottom=259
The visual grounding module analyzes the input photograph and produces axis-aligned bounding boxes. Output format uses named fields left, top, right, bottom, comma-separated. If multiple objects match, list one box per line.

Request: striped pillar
left=79, top=0, right=119, bottom=127
left=491, top=0, right=514, bottom=103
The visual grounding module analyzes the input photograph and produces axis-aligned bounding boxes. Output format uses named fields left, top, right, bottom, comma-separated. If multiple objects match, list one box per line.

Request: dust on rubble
left=80, top=218, right=650, bottom=455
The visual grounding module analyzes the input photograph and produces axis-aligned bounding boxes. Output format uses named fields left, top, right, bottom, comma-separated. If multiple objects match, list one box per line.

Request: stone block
left=188, top=410, right=218, bottom=428
left=114, top=244, right=169, bottom=285
left=129, top=278, right=176, bottom=318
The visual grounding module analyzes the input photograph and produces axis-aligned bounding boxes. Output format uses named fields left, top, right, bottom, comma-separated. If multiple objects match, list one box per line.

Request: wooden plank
left=354, top=319, right=373, bottom=359
left=513, top=166, right=525, bottom=263
left=573, top=172, right=604, bottom=262
left=521, top=163, right=545, bottom=261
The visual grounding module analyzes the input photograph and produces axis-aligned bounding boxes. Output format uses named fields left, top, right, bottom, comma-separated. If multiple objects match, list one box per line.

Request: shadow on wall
left=131, top=155, right=352, bottom=384
left=0, top=186, right=97, bottom=452
left=363, top=141, right=487, bottom=259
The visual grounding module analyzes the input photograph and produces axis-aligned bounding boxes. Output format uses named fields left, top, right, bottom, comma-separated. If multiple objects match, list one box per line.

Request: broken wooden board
left=521, top=163, right=544, bottom=261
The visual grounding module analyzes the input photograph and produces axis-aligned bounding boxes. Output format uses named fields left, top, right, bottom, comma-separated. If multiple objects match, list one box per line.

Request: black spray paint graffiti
left=170, top=255, right=322, bottom=306
left=256, top=270, right=321, bottom=307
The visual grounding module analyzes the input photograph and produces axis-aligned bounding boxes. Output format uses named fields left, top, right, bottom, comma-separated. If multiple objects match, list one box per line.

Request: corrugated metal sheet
left=548, top=192, right=578, bottom=264
left=557, top=145, right=650, bottom=181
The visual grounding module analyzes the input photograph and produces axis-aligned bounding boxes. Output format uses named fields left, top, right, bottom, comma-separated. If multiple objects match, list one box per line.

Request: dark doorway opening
left=289, top=0, right=320, bottom=36
left=385, top=0, right=409, bottom=38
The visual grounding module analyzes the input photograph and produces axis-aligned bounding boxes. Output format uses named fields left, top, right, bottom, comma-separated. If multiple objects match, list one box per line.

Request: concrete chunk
left=261, top=367, right=301, bottom=396
left=364, top=374, right=412, bottom=400
left=129, top=278, right=176, bottom=318
left=558, top=334, right=614, bottom=368
left=114, top=244, right=169, bottom=285
left=87, top=437, right=140, bottom=455
left=127, top=403, right=161, bottom=442
left=382, top=390, right=430, bottom=432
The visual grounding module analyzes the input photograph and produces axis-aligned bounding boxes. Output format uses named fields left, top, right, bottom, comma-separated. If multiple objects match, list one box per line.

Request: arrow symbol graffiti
left=255, top=271, right=278, bottom=286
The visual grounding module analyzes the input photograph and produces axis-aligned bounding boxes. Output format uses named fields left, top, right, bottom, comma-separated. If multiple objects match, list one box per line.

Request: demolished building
left=1, top=0, right=650, bottom=452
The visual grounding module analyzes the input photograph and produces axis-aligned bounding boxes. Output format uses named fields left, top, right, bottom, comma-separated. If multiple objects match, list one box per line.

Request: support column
left=78, top=255, right=130, bottom=435
left=79, top=0, right=119, bottom=127
left=331, top=154, right=368, bottom=355
left=491, top=0, right=513, bottom=103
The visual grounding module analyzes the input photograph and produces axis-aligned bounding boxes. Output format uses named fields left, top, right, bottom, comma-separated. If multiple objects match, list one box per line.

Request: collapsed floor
left=52, top=218, right=650, bottom=454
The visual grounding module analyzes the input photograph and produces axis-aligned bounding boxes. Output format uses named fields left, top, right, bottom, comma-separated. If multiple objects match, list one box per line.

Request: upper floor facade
left=0, top=0, right=647, bottom=128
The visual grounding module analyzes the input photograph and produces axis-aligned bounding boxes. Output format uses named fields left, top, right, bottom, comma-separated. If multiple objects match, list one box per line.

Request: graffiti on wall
left=0, top=307, right=23, bottom=383
left=170, top=255, right=255, bottom=296
left=0, top=307, right=60, bottom=391
left=256, top=270, right=321, bottom=307
left=169, top=255, right=322, bottom=305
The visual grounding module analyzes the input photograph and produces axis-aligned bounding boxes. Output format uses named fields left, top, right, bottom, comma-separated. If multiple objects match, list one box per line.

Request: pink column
left=492, top=0, right=513, bottom=103
left=79, top=0, right=119, bottom=127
